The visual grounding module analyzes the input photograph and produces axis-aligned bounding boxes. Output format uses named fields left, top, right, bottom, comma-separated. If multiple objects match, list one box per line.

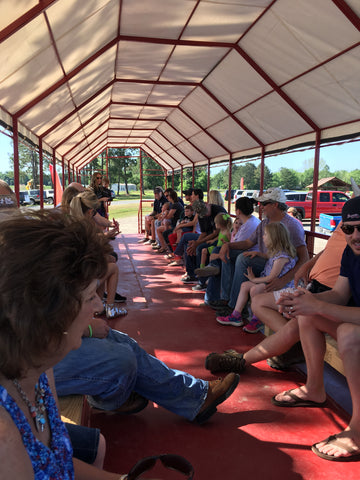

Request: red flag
left=49, top=164, right=63, bottom=206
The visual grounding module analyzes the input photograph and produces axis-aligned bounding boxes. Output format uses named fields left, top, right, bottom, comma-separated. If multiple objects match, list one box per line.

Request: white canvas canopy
left=0, top=0, right=359, bottom=172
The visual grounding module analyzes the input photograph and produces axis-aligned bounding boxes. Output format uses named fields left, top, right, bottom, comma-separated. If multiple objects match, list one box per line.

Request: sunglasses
left=127, top=454, right=194, bottom=480
left=96, top=176, right=102, bottom=179
left=340, top=224, right=360, bottom=235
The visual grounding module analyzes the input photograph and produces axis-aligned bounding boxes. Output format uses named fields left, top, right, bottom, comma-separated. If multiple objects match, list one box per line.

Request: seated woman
left=156, top=190, right=184, bottom=254
left=69, top=191, right=127, bottom=319
left=0, top=210, right=128, bottom=479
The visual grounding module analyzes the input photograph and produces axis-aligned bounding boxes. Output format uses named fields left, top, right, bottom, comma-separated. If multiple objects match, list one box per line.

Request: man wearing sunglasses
left=271, top=195, right=360, bottom=462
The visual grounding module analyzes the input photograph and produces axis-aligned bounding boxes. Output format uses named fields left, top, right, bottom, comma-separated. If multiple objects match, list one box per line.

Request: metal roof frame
left=0, top=0, right=359, bottom=179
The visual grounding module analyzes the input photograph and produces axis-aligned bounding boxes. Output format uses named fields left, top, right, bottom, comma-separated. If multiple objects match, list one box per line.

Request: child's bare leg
left=234, top=280, right=255, bottom=313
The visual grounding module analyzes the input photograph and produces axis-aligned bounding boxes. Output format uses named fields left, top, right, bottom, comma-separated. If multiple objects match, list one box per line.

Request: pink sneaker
left=216, top=314, right=243, bottom=327
left=243, top=316, right=263, bottom=333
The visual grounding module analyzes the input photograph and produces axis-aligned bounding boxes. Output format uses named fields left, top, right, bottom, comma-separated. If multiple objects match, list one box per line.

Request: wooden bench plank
left=59, top=395, right=84, bottom=425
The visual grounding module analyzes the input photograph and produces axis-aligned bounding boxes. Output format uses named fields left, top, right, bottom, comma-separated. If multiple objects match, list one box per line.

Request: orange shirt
left=310, top=224, right=347, bottom=288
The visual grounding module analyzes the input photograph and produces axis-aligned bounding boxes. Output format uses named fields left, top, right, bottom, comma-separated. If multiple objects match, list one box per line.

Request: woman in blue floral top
left=0, top=210, right=128, bottom=480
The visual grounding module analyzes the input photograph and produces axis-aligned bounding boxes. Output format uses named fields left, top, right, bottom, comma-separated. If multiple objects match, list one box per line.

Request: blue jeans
left=174, top=232, right=199, bottom=257
left=227, top=254, right=267, bottom=308
left=220, top=249, right=245, bottom=302
left=54, top=330, right=208, bottom=421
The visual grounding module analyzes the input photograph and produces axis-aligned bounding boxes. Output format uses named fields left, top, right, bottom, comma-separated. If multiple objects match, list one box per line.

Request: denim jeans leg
left=228, top=254, right=267, bottom=308
left=220, top=249, right=244, bottom=302
left=54, top=334, right=138, bottom=410
left=54, top=330, right=208, bottom=420
left=174, top=232, right=199, bottom=257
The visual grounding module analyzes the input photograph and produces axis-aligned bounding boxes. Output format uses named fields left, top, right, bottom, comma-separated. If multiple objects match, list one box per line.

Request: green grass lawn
left=109, top=200, right=153, bottom=219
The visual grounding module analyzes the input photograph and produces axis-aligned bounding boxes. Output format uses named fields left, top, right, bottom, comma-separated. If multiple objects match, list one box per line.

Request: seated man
left=138, top=186, right=167, bottom=244
left=214, top=188, right=308, bottom=317
left=272, top=196, right=360, bottom=462
left=205, top=214, right=347, bottom=374
left=54, top=316, right=239, bottom=426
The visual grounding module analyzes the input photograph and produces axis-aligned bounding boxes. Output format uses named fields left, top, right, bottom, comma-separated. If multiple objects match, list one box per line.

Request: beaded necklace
left=12, top=379, right=46, bottom=432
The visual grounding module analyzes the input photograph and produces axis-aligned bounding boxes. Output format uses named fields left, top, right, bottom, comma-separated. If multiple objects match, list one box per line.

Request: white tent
left=0, top=0, right=359, bottom=173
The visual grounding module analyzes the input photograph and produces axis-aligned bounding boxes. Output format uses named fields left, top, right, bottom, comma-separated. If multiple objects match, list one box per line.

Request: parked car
left=241, top=190, right=259, bottom=199
left=28, top=189, right=42, bottom=205
left=285, top=191, right=307, bottom=202
left=19, top=191, right=30, bottom=205
left=44, top=189, right=54, bottom=204
left=232, top=189, right=244, bottom=203
left=286, top=190, right=350, bottom=219
left=224, top=189, right=236, bottom=202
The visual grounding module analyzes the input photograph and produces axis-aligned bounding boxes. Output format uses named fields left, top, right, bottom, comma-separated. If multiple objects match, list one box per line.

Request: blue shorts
left=65, top=423, right=100, bottom=464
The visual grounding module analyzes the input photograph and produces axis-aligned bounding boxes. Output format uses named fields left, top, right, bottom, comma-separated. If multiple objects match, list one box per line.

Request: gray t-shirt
left=248, top=214, right=306, bottom=254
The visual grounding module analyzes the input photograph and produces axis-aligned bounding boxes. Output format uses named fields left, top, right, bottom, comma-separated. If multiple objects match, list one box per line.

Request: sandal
left=312, top=433, right=360, bottom=462
left=271, top=389, right=327, bottom=408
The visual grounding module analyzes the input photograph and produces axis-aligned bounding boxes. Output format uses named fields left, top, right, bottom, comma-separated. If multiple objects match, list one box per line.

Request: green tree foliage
left=107, top=148, right=137, bottom=194
left=277, top=168, right=299, bottom=189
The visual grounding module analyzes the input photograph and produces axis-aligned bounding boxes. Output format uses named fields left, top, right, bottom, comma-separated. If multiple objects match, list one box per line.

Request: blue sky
left=0, top=131, right=358, bottom=175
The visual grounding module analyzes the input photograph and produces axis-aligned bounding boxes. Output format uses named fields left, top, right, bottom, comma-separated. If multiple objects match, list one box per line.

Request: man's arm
left=218, top=238, right=255, bottom=262
left=279, top=276, right=359, bottom=325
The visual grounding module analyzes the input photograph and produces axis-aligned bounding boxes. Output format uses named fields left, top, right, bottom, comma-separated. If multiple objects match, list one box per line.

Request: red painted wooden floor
left=89, top=234, right=358, bottom=479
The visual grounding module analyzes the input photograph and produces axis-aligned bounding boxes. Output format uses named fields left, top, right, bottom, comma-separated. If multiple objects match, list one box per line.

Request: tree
left=107, top=148, right=137, bottom=194
left=277, top=167, right=299, bottom=189
left=254, top=164, right=272, bottom=189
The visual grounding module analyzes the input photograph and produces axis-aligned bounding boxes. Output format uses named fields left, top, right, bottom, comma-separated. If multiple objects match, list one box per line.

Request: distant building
left=111, top=183, right=136, bottom=192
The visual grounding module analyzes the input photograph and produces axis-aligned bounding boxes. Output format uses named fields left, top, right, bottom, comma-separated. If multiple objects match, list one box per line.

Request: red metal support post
left=310, top=131, right=321, bottom=247
left=260, top=147, right=265, bottom=194
left=39, top=139, right=43, bottom=208
left=106, top=147, right=109, bottom=178
left=139, top=148, right=143, bottom=233
left=227, top=154, right=232, bottom=214
left=207, top=159, right=210, bottom=196
left=12, top=116, right=20, bottom=206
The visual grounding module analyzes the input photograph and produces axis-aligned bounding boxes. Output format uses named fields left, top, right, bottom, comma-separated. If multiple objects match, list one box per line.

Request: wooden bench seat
left=59, top=394, right=90, bottom=426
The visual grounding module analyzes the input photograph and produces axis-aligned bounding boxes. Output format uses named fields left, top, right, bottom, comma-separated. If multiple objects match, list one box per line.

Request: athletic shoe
left=205, top=352, right=246, bottom=374
left=137, top=237, right=149, bottom=243
left=152, top=244, right=161, bottom=250
left=169, top=260, right=183, bottom=266
left=181, top=275, right=198, bottom=284
left=143, top=239, right=153, bottom=245
left=105, top=304, right=128, bottom=319
left=206, top=299, right=229, bottom=310
left=243, top=316, right=263, bottom=333
left=215, top=305, right=233, bottom=316
left=195, top=265, right=220, bottom=277
left=216, top=314, right=243, bottom=327
left=103, top=292, right=127, bottom=303
left=192, top=284, right=207, bottom=291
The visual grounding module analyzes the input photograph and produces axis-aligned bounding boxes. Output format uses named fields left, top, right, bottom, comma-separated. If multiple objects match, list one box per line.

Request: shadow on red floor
left=89, top=234, right=357, bottom=479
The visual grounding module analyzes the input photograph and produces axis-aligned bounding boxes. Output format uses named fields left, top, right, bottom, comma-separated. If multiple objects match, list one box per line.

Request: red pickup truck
left=286, top=190, right=350, bottom=219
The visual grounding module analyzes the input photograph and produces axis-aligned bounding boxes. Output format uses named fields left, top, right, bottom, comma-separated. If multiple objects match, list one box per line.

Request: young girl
left=230, top=217, right=241, bottom=242
left=199, top=213, right=232, bottom=268
left=216, top=222, right=297, bottom=332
